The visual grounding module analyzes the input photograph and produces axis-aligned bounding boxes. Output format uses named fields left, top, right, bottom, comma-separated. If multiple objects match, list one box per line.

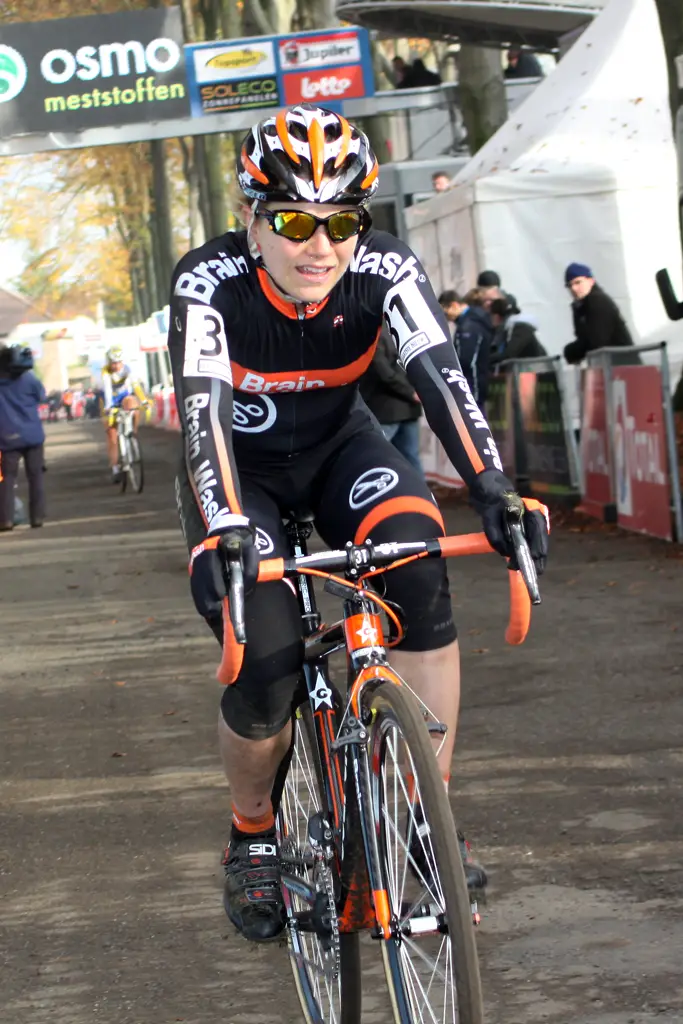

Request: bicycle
left=113, top=405, right=144, bottom=494
left=217, top=496, right=540, bottom=1024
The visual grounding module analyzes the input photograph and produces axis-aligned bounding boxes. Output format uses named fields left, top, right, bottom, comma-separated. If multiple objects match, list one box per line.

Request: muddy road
left=1, top=421, right=682, bottom=1024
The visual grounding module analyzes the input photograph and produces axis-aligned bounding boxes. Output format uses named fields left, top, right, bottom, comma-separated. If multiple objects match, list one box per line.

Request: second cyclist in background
left=101, top=346, right=147, bottom=482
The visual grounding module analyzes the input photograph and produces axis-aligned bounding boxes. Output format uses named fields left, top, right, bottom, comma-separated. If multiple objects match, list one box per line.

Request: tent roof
left=449, top=0, right=673, bottom=199
left=335, top=0, right=603, bottom=49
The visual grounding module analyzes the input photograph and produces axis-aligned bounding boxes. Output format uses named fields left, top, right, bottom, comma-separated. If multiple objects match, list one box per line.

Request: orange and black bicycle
left=217, top=496, right=540, bottom=1024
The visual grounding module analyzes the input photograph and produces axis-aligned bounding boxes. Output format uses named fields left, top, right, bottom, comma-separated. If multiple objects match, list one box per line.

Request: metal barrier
left=581, top=343, right=683, bottom=541
left=489, top=356, right=581, bottom=501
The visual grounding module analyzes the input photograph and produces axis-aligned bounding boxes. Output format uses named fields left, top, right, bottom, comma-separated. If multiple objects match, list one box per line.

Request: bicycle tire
left=125, top=434, right=144, bottom=494
left=366, top=681, right=484, bottom=1024
left=279, top=702, right=361, bottom=1024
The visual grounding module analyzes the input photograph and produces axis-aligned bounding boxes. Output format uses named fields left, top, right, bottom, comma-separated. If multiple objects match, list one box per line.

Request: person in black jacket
left=359, top=327, right=423, bottom=474
left=490, top=296, right=547, bottom=365
left=453, top=289, right=493, bottom=409
left=563, top=263, right=640, bottom=365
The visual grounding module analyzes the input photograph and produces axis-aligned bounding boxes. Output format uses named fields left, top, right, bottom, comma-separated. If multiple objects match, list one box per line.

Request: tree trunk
left=180, top=137, right=207, bottom=249
left=150, top=139, right=176, bottom=306
left=204, top=133, right=228, bottom=238
left=457, top=44, right=507, bottom=155
left=219, top=0, right=243, bottom=37
left=654, top=0, right=683, bottom=132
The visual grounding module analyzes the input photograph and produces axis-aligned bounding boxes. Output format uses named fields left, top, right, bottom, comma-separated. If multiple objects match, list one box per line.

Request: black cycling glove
left=469, top=469, right=550, bottom=575
left=188, top=518, right=258, bottom=620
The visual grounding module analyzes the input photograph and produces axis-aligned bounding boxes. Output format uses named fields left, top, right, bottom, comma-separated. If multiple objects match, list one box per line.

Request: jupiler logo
left=0, top=45, right=28, bottom=104
left=349, top=467, right=399, bottom=509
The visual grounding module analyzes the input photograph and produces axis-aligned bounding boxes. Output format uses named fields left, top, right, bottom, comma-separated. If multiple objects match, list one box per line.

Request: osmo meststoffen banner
left=0, top=6, right=188, bottom=139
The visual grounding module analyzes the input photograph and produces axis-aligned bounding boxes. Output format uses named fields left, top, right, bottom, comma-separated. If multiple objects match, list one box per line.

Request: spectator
left=438, top=289, right=468, bottom=340
left=0, top=345, right=46, bottom=530
left=563, top=263, right=640, bottom=365
left=432, top=171, right=451, bottom=193
left=449, top=288, right=493, bottom=408
left=392, top=56, right=409, bottom=87
left=490, top=296, right=547, bottom=364
left=359, top=326, right=424, bottom=475
left=505, top=47, right=544, bottom=79
left=47, top=389, right=61, bottom=421
left=396, top=57, right=441, bottom=89
left=476, top=270, right=503, bottom=309
left=62, top=387, right=74, bottom=421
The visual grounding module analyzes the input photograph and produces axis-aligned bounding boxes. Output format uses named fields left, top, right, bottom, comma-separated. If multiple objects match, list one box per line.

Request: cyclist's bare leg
left=218, top=713, right=292, bottom=819
left=106, top=425, right=118, bottom=468
left=390, top=638, right=460, bottom=779
left=121, top=394, right=140, bottom=431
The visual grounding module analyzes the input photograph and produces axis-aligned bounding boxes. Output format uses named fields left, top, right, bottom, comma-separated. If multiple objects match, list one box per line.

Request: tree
left=456, top=44, right=507, bottom=155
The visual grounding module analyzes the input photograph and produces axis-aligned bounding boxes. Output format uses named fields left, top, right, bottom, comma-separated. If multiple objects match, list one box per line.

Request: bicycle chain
left=316, top=859, right=341, bottom=980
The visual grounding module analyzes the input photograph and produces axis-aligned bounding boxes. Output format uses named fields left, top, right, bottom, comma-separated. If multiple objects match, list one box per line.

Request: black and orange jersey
left=168, top=227, right=503, bottom=533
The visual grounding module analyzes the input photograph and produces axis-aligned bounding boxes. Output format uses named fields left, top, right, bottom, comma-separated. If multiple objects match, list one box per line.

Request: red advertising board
left=282, top=64, right=364, bottom=104
left=611, top=366, right=671, bottom=540
left=579, top=367, right=614, bottom=519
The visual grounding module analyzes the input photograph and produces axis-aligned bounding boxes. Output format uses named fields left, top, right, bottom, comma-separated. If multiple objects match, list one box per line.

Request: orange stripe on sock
left=232, top=805, right=275, bottom=834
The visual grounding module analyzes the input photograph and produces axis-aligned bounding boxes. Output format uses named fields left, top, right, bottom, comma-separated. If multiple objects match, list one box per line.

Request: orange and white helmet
left=237, top=104, right=379, bottom=206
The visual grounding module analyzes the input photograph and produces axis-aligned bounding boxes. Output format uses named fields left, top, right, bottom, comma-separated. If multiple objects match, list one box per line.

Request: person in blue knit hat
left=563, top=263, right=639, bottom=365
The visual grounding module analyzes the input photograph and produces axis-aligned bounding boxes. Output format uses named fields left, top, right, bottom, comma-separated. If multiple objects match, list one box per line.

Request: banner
left=186, top=27, right=374, bottom=118
left=611, top=366, right=672, bottom=540
left=579, top=367, right=614, bottom=519
left=486, top=374, right=515, bottom=481
left=0, top=7, right=189, bottom=137
left=516, top=370, right=578, bottom=497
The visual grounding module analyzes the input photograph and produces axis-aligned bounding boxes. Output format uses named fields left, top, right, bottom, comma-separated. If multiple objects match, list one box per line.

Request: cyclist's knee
left=219, top=633, right=303, bottom=740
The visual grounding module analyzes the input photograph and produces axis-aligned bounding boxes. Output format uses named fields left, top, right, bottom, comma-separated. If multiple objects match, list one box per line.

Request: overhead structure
left=335, top=0, right=605, bottom=50
left=404, top=0, right=683, bottom=368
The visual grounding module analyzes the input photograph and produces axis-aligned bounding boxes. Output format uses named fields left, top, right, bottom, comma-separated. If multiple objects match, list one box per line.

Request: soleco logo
left=0, top=44, right=28, bottom=103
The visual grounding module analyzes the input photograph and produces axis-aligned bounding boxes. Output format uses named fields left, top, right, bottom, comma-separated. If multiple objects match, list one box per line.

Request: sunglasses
left=259, top=207, right=370, bottom=243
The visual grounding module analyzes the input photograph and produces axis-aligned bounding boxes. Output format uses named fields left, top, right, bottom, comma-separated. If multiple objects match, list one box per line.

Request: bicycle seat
left=285, top=506, right=316, bottom=525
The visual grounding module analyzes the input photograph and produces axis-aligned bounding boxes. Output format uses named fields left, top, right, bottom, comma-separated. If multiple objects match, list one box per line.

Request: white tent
left=405, top=0, right=683, bottom=375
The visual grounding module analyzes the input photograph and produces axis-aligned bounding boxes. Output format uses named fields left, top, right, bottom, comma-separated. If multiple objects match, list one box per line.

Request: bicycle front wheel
left=278, top=703, right=361, bottom=1024
left=124, top=434, right=144, bottom=494
left=367, top=681, right=484, bottom=1024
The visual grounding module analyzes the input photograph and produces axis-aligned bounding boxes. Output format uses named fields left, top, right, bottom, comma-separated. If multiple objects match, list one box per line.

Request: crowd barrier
left=579, top=343, right=682, bottom=542
left=148, top=349, right=682, bottom=542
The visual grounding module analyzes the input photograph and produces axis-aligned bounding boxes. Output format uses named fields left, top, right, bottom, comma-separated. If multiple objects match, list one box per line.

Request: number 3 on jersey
left=183, top=305, right=232, bottom=385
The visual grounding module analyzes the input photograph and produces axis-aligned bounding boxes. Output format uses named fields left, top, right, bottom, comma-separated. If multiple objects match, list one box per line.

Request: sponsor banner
left=517, top=371, right=578, bottom=497
left=192, top=42, right=275, bottom=83
left=282, top=64, right=364, bottom=104
left=611, top=366, right=672, bottom=541
left=0, top=7, right=188, bottom=137
left=186, top=27, right=373, bottom=118
left=579, top=367, right=614, bottom=518
left=279, top=31, right=361, bottom=71
left=198, top=76, right=280, bottom=114
left=485, top=374, right=515, bottom=480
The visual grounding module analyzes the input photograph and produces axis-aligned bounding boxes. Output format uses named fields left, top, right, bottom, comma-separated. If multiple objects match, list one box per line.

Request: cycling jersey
left=102, top=364, right=136, bottom=409
left=168, top=227, right=503, bottom=534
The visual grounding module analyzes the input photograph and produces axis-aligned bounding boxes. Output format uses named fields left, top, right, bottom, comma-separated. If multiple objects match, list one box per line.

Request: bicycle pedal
left=471, top=900, right=481, bottom=926
left=426, top=722, right=447, bottom=736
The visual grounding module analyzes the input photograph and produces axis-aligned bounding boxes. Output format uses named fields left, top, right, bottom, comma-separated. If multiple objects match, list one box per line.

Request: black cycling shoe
left=222, top=830, right=286, bottom=942
left=407, top=806, right=488, bottom=893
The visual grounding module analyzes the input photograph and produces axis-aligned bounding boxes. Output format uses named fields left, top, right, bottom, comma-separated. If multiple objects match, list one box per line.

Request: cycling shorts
left=177, top=424, right=457, bottom=740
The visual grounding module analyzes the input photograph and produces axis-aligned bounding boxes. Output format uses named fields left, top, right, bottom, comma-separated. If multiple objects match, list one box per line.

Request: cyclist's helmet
left=237, top=104, right=379, bottom=206
left=106, top=345, right=124, bottom=363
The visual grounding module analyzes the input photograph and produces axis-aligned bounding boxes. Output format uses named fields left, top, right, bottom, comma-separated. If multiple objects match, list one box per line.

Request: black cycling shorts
left=177, top=424, right=457, bottom=740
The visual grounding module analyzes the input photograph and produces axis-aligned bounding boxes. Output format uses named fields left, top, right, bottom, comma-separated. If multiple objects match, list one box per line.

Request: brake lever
left=504, top=493, right=541, bottom=606
left=219, top=535, right=247, bottom=644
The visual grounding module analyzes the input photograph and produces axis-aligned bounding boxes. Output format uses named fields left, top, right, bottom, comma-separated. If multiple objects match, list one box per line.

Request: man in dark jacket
left=359, top=327, right=423, bottom=474
left=490, top=297, right=547, bottom=364
left=563, top=263, right=639, bottom=365
left=0, top=345, right=47, bottom=530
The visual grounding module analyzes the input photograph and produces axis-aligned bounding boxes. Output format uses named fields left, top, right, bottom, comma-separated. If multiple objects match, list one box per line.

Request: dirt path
left=1, top=422, right=681, bottom=1024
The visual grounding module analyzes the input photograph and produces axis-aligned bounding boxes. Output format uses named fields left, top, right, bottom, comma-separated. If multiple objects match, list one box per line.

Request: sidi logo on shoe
left=248, top=843, right=276, bottom=857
